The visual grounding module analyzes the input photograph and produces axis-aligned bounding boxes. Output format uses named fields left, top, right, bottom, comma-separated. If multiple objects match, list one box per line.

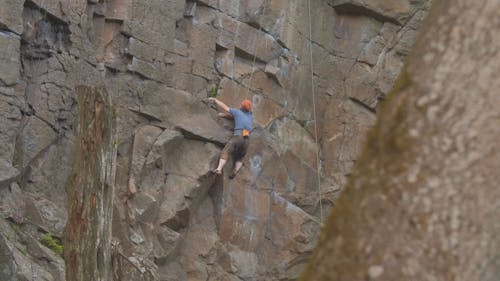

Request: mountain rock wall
left=301, top=0, right=500, bottom=280
left=0, top=0, right=429, bottom=280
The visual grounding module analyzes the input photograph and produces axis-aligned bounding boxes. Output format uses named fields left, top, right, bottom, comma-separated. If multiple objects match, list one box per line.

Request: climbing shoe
left=211, top=169, right=222, bottom=175
left=229, top=169, right=240, bottom=179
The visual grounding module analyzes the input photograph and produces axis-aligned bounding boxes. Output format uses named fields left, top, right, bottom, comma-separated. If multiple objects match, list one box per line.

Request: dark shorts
left=221, top=135, right=249, bottom=161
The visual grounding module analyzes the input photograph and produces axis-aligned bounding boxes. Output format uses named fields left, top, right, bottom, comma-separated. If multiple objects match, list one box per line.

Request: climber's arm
left=218, top=112, right=234, bottom=119
left=208, top=98, right=230, bottom=113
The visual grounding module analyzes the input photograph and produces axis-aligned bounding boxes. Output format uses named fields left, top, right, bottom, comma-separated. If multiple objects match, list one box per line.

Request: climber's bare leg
left=229, top=161, right=243, bottom=179
left=213, top=158, right=227, bottom=174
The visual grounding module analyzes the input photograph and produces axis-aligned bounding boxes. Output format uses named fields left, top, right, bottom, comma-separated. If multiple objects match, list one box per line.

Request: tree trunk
left=64, top=86, right=117, bottom=281
left=300, top=0, right=500, bottom=280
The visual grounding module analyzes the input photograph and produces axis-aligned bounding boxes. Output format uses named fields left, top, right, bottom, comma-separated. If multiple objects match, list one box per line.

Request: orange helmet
left=241, top=99, right=252, bottom=112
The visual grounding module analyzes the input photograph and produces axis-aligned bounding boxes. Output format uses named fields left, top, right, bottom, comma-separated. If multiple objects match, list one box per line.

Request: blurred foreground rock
left=301, top=0, right=500, bottom=280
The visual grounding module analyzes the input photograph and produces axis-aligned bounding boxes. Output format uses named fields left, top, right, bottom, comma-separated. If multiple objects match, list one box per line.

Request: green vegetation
left=112, top=104, right=120, bottom=119
left=301, top=120, right=310, bottom=129
left=12, top=224, right=21, bottom=234
left=41, top=233, right=63, bottom=256
left=207, top=84, right=218, bottom=98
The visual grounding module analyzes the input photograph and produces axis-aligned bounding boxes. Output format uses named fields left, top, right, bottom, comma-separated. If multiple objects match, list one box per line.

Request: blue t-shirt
left=229, top=108, right=253, bottom=136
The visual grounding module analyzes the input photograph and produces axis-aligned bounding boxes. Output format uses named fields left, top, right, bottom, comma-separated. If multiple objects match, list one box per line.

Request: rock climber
left=208, top=97, right=253, bottom=179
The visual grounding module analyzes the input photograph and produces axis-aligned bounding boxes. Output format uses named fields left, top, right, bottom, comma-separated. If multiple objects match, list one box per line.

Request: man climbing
left=208, top=97, right=253, bottom=179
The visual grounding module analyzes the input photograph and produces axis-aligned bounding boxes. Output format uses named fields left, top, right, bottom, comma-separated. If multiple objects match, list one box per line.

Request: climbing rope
left=213, top=2, right=324, bottom=224
left=307, top=0, right=324, bottom=224
left=244, top=3, right=267, bottom=97
left=39, top=0, right=49, bottom=89
left=243, top=1, right=324, bottom=224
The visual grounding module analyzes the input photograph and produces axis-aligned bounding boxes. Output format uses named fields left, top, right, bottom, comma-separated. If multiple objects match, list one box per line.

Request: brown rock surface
left=329, top=0, right=411, bottom=24
left=0, top=0, right=430, bottom=280
left=301, top=0, right=500, bottom=280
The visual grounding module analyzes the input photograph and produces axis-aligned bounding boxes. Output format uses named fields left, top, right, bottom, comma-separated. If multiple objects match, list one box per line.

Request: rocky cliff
left=301, top=0, right=500, bottom=280
left=0, top=0, right=429, bottom=280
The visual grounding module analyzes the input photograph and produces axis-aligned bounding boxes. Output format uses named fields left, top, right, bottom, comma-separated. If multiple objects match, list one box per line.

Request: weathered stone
left=321, top=97, right=376, bottom=183
left=180, top=197, right=221, bottom=280
left=345, top=62, right=378, bottom=108
left=0, top=161, right=19, bottom=186
left=268, top=118, right=318, bottom=168
left=17, top=116, right=57, bottom=168
left=330, top=0, right=411, bottom=24
left=23, top=234, right=66, bottom=280
left=126, top=37, right=165, bottom=64
left=0, top=183, right=24, bottom=216
left=218, top=187, right=270, bottom=251
left=375, top=49, right=405, bottom=95
left=268, top=192, right=319, bottom=253
left=122, top=0, right=182, bottom=48
left=0, top=32, right=20, bottom=85
left=138, top=84, right=231, bottom=144
left=157, top=137, right=219, bottom=227
left=29, top=196, right=67, bottom=236
left=128, top=125, right=163, bottom=194
left=228, top=249, right=258, bottom=279
left=24, top=136, right=73, bottom=208
left=186, top=20, right=217, bottom=80
left=380, top=22, right=399, bottom=44
left=216, top=12, right=284, bottom=63
left=174, top=39, right=189, bottom=57
left=0, top=234, right=16, bottom=281
left=394, top=28, right=419, bottom=55
left=215, top=48, right=234, bottom=76
left=130, top=231, right=145, bottom=245
left=131, top=192, right=159, bottom=224
left=236, top=24, right=283, bottom=63
left=104, top=24, right=129, bottom=70
left=144, top=129, right=183, bottom=167
left=154, top=226, right=181, bottom=264
left=211, top=169, right=320, bottom=278
left=173, top=55, right=210, bottom=96
left=242, top=70, right=288, bottom=107
left=302, top=1, right=500, bottom=280
left=215, top=13, right=238, bottom=49
left=359, top=35, right=386, bottom=66
left=0, top=0, right=24, bottom=34
left=0, top=219, right=58, bottom=281
left=332, top=14, right=382, bottom=59
left=218, top=77, right=287, bottom=128
left=128, top=56, right=174, bottom=84
left=281, top=151, right=318, bottom=196
left=31, top=0, right=67, bottom=21
left=14, top=249, right=55, bottom=281
left=105, top=0, right=130, bottom=20
left=227, top=129, right=298, bottom=198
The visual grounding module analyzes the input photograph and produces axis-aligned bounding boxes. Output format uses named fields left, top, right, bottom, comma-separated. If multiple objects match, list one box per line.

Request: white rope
left=307, top=0, right=324, bottom=224
left=245, top=4, right=267, bottom=97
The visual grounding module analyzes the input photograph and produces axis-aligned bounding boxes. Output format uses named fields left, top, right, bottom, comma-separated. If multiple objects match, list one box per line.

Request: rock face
left=301, top=0, right=500, bottom=280
left=0, top=0, right=429, bottom=280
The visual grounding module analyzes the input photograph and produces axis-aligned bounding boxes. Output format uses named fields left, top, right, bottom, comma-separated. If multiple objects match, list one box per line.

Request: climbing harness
left=307, top=0, right=325, bottom=224
left=215, top=2, right=325, bottom=224
left=241, top=1, right=325, bottom=224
